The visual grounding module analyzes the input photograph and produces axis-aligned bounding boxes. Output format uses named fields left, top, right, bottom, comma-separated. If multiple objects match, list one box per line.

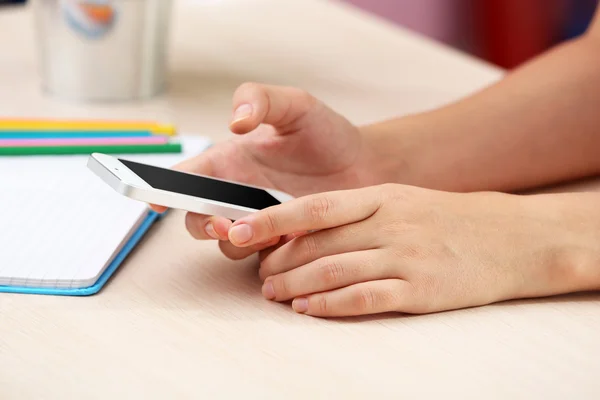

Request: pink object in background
left=0, top=136, right=169, bottom=147
left=341, top=0, right=462, bottom=45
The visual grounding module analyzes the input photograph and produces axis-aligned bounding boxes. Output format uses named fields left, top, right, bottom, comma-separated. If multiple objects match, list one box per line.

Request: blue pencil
left=0, top=130, right=154, bottom=139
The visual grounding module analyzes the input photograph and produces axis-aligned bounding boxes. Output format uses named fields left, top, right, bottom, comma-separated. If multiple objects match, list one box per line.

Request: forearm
left=364, top=33, right=600, bottom=192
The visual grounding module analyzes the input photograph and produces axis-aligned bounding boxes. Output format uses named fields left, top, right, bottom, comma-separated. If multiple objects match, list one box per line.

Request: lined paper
left=0, top=137, right=211, bottom=289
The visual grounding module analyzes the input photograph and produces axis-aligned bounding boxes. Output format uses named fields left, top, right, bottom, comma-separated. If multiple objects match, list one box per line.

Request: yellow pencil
left=0, top=119, right=176, bottom=136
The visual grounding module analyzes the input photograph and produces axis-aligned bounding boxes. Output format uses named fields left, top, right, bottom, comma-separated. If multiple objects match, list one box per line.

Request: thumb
left=229, top=83, right=317, bottom=135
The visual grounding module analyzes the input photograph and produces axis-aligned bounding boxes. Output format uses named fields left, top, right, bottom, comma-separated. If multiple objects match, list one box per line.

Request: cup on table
left=31, top=0, right=173, bottom=102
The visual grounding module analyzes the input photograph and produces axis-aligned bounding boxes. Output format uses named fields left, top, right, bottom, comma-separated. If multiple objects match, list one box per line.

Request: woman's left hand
left=226, top=184, right=599, bottom=317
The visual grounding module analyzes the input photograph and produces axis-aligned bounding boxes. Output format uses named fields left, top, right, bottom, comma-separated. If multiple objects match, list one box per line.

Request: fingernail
left=204, top=222, right=219, bottom=239
left=231, top=104, right=253, bottom=123
left=262, top=281, right=275, bottom=300
left=292, top=298, right=308, bottom=313
left=229, top=224, right=253, bottom=245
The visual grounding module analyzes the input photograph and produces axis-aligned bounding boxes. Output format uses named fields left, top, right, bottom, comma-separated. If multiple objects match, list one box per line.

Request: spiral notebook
left=0, top=136, right=211, bottom=296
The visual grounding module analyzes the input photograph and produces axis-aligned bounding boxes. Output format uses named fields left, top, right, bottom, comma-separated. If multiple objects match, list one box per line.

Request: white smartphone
left=87, top=153, right=294, bottom=220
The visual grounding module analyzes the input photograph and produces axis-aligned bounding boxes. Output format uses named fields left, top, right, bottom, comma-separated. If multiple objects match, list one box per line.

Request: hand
left=224, top=184, right=599, bottom=317
left=156, top=82, right=384, bottom=259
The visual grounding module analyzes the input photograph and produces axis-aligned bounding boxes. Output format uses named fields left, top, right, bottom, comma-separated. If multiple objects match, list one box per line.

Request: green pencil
left=0, top=143, right=182, bottom=156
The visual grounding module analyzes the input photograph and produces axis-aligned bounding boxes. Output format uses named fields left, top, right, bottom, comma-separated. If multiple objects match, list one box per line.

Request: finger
left=261, top=250, right=395, bottom=301
left=257, top=231, right=308, bottom=263
left=229, top=83, right=317, bottom=135
left=260, top=222, right=378, bottom=278
left=227, top=188, right=382, bottom=247
left=185, top=213, right=232, bottom=240
left=149, top=204, right=168, bottom=213
left=291, top=279, right=412, bottom=317
left=171, top=151, right=214, bottom=176
left=219, top=236, right=281, bottom=261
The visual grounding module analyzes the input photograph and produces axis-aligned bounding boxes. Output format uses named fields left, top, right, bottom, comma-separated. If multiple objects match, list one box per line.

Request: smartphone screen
left=118, top=159, right=281, bottom=210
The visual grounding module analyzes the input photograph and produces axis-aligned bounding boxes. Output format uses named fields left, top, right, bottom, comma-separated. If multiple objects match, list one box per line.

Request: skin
left=152, top=9, right=600, bottom=317
left=227, top=186, right=600, bottom=317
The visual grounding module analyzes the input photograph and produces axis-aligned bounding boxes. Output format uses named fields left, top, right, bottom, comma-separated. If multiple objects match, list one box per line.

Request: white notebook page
left=0, top=137, right=211, bottom=289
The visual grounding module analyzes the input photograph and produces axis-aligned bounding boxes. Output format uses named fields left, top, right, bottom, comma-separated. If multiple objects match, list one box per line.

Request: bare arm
left=365, top=9, right=600, bottom=192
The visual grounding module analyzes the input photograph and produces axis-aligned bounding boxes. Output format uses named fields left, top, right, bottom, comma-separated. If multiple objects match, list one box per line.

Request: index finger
left=229, top=82, right=317, bottom=135
left=227, top=188, right=381, bottom=247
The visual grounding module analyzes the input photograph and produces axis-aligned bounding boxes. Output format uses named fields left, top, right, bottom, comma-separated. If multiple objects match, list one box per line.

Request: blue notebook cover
left=0, top=137, right=211, bottom=297
left=0, top=209, right=162, bottom=296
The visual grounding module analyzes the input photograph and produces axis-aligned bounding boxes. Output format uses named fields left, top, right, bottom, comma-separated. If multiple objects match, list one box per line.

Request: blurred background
left=2, top=0, right=598, bottom=69
left=342, top=0, right=598, bottom=69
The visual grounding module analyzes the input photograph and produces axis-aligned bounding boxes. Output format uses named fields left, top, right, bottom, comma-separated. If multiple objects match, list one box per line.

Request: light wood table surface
left=1, top=1, right=599, bottom=399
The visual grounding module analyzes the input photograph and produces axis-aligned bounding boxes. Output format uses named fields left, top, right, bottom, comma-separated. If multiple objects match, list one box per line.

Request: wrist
left=358, top=112, right=469, bottom=191
left=358, top=114, right=430, bottom=187
left=520, top=193, right=600, bottom=297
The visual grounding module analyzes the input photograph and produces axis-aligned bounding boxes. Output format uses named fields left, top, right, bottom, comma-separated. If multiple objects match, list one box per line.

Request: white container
left=32, top=0, right=173, bottom=102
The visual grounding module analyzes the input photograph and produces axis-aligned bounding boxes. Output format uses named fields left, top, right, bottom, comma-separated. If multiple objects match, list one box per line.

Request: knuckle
left=377, top=183, right=397, bottom=197
left=409, top=276, right=440, bottom=314
left=273, top=276, right=290, bottom=299
left=301, top=234, right=320, bottom=259
left=319, top=259, right=345, bottom=285
left=316, top=295, right=329, bottom=314
left=392, top=243, right=429, bottom=261
left=377, top=183, right=411, bottom=204
left=422, top=275, right=442, bottom=302
left=354, top=288, right=378, bottom=312
left=304, top=196, right=334, bottom=223
left=263, top=212, right=279, bottom=235
left=378, top=182, right=397, bottom=193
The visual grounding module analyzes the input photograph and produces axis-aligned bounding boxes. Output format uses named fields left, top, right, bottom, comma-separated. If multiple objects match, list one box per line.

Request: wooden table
left=1, top=1, right=599, bottom=398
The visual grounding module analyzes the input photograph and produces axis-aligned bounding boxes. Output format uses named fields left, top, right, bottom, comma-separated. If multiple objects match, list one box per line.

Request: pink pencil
left=0, top=136, right=169, bottom=147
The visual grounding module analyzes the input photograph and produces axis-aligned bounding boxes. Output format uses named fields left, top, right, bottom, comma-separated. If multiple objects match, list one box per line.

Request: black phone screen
left=118, top=159, right=281, bottom=210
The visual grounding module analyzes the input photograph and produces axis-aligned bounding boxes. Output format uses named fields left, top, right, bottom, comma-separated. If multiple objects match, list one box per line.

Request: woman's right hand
left=155, top=82, right=386, bottom=260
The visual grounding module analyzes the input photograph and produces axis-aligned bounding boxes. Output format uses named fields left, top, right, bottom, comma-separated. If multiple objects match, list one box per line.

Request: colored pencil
left=0, top=130, right=154, bottom=139
left=0, top=136, right=169, bottom=147
left=0, top=119, right=176, bottom=135
left=0, top=143, right=182, bottom=156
